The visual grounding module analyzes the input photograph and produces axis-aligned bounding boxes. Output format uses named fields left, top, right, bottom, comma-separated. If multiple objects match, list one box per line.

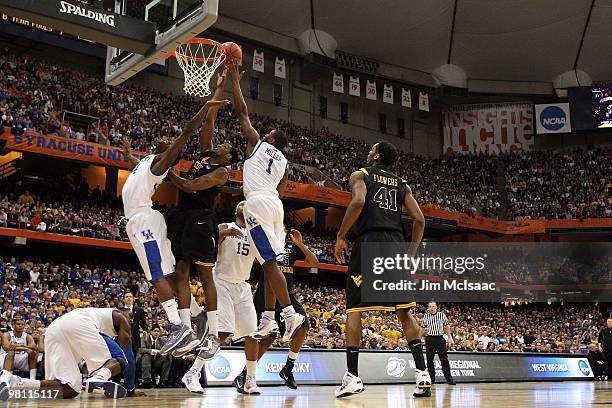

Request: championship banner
left=204, top=349, right=593, bottom=386
left=366, top=80, right=377, bottom=100
left=443, top=102, right=534, bottom=155
left=402, top=88, right=412, bottom=108
left=349, top=76, right=360, bottom=97
left=252, top=50, right=264, bottom=73
left=383, top=84, right=393, bottom=104
left=332, top=73, right=344, bottom=93
left=274, top=57, right=286, bottom=79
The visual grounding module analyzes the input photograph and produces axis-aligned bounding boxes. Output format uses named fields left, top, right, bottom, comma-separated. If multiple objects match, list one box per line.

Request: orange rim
left=164, top=37, right=226, bottom=63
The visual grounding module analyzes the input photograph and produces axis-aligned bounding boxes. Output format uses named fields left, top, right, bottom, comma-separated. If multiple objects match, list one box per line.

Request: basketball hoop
left=166, top=38, right=226, bottom=98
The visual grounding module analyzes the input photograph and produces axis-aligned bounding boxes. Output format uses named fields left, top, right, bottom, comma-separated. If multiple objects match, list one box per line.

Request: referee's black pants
left=425, top=335, right=453, bottom=383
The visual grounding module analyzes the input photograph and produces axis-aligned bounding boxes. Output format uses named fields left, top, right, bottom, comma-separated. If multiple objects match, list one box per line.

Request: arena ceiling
left=218, top=0, right=612, bottom=82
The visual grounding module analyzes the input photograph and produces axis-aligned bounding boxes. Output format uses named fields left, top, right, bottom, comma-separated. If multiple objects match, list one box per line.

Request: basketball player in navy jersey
left=334, top=142, right=431, bottom=398
left=164, top=71, right=238, bottom=359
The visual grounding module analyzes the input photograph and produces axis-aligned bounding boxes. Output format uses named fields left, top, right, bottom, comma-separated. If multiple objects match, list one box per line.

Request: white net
left=174, top=40, right=226, bottom=97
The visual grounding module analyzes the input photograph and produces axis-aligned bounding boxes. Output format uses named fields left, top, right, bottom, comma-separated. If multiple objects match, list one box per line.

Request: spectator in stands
left=137, top=325, right=171, bottom=388
left=18, top=191, right=34, bottom=206
left=0, top=208, right=7, bottom=227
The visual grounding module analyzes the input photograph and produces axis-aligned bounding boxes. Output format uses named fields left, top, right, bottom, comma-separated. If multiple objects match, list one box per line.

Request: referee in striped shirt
left=421, top=301, right=456, bottom=385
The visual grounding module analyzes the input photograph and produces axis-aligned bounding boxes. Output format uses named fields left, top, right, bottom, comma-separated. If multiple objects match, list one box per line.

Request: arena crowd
left=1, top=51, right=610, bottom=222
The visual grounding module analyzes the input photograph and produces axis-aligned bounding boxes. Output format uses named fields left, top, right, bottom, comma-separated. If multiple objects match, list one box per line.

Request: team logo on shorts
left=141, top=229, right=154, bottom=240
left=351, top=275, right=362, bottom=287
left=246, top=217, right=258, bottom=228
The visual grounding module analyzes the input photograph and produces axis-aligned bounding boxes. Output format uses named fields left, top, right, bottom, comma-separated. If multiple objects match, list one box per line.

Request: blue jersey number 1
left=266, top=158, right=273, bottom=174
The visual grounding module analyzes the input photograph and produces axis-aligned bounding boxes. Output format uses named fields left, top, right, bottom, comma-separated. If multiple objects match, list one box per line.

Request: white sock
left=288, top=351, right=299, bottom=360
left=190, top=295, right=203, bottom=317
left=263, top=310, right=275, bottom=320
left=93, top=367, right=112, bottom=381
left=281, top=305, right=295, bottom=316
left=207, top=310, right=218, bottom=337
left=162, top=299, right=182, bottom=325
left=30, top=368, right=37, bottom=380
left=179, top=309, right=191, bottom=327
left=246, top=360, right=257, bottom=377
left=191, top=352, right=207, bottom=373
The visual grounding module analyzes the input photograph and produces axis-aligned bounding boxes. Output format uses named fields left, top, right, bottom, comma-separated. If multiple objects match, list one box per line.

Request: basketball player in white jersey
left=121, top=99, right=229, bottom=356
left=0, top=316, right=37, bottom=380
left=181, top=201, right=261, bottom=394
left=228, top=64, right=305, bottom=343
left=0, top=308, right=135, bottom=400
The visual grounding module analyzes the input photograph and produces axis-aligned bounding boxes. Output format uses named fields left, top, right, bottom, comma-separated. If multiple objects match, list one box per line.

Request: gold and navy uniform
left=165, top=152, right=224, bottom=266
left=346, top=166, right=416, bottom=313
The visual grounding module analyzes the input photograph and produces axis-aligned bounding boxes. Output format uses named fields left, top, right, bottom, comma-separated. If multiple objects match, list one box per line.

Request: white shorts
left=0, top=352, right=29, bottom=371
left=126, top=208, right=175, bottom=281
left=44, top=311, right=127, bottom=393
left=216, top=277, right=257, bottom=341
left=244, top=194, right=286, bottom=263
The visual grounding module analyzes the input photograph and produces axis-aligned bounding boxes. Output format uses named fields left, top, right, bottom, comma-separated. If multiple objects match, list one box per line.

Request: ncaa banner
left=443, top=102, right=534, bottom=155
left=204, top=349, right=593, bottom=386
left=535, top=103, right=571, bottom=134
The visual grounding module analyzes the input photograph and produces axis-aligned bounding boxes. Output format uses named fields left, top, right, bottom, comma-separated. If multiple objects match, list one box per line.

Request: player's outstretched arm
left=403, top=186, right=425, bottom=258
left=121, top=137, right=140, bottom=167
left=152, top=99, right=230, bottom=176
left=227, top=64, right=260, bottom=151
left=166, top=167, right=229, bottom=193
left=199, top=70, right=228, bottom=151
left=334, top=171, right=367, bottom=264
left=289, top=229, right=319, bottom=265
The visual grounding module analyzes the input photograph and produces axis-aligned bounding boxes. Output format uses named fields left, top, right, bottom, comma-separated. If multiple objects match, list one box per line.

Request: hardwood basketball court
left=8, top=382, right=610, bottom=408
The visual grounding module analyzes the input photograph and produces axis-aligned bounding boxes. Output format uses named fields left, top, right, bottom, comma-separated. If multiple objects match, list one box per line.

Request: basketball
left=222, top=42, right=242, bottom=66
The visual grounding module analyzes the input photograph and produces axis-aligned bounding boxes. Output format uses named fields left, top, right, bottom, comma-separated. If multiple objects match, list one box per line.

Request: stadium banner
left=1, top=129, right=152, bottom=169
left=535, top=103, right=571, bottom=134
left=204, top=349, right=593, bottom=385
left=443, top=103, right=534, bottom=154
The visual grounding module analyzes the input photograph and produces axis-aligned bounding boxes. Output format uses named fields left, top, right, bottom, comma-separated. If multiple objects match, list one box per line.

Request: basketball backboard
left=105, top=0, right=218, bottom=85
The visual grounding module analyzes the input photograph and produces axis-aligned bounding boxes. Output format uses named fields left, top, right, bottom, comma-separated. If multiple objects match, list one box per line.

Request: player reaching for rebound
left=164, top=70, right=238, bottom=359
left=121, top=99, right=229, bottom=356
left=333, top=142, right=431, bottom=398
left=233, top=227, right=318, bottom=394
left=0, top=308, right=138, bottom=400
left=228, top=64, right=305, bottom=342
left=181, top=201, right=258, bottom=393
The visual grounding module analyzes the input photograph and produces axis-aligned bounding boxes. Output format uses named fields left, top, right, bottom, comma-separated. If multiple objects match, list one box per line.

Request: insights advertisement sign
left=204, top=349, right=593, bottom=385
